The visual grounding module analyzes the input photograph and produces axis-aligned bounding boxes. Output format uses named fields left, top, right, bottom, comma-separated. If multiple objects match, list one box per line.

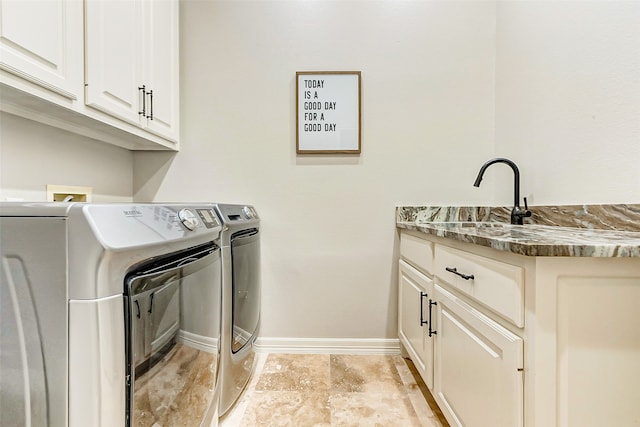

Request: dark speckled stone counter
left=396, top=205, right=640, bottom=257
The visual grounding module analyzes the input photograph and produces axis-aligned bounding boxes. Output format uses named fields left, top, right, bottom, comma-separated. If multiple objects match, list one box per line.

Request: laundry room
left=1, top=1, right=639, bottom=426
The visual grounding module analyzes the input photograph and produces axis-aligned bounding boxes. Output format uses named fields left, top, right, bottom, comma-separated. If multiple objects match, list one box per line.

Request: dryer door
left=230, top=228, right=260, bottom=353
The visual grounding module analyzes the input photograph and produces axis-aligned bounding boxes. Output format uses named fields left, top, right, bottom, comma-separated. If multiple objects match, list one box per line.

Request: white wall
left=3, top=0, right=637, bottom=343
left=0, top=112, right=133, bottom=202
left=493, top=1, right=640, bottom=206
left=134, top=0, right=497, bottom=341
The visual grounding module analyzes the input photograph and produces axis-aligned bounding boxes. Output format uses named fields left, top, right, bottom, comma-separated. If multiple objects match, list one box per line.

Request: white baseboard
left=178, top=330, right=218, bottom=353
left=254, top=337, right=400, bottom=355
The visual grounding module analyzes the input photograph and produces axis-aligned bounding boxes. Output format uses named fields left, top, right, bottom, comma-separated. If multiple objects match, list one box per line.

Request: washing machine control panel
left=196, top=208, right=220, bottom=228
left=82, top=204, right=221, bottom=249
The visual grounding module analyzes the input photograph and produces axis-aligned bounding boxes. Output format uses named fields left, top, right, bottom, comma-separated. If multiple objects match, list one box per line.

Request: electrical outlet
left=46, top=185, right=93, bottom=202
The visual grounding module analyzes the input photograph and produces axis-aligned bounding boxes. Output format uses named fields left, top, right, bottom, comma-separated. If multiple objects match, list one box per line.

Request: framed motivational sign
left=296, top=71, right=361, bottom=154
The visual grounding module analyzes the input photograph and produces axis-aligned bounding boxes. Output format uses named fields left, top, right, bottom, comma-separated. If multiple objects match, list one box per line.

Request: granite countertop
left=396, top=205, right=640, bottom=257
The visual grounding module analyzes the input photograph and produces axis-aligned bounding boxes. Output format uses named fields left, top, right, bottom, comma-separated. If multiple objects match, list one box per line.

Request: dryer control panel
left=216, top=204, right=259, bottom=223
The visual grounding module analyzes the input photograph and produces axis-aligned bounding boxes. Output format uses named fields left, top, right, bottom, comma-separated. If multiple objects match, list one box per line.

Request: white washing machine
left=213, top=204, right=261, bottom=417
left=0, top=202, right=223, bottom=427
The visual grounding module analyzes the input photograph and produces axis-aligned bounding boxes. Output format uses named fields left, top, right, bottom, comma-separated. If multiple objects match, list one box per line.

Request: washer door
left=124, top=242, right=221, bottom=427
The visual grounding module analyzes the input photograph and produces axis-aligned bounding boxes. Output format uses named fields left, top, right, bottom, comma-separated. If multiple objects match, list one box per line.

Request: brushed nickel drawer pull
left=445, top=266, right=475, bottom=281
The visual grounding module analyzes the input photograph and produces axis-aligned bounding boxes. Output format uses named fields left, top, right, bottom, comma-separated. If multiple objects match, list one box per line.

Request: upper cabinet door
left=84, top=0, right=179, bottom=142
left=0, top=0, right=83, bottom=100
left=144, top=0, right=179, bottom=142
left=84, top=0, right=144, bottom=126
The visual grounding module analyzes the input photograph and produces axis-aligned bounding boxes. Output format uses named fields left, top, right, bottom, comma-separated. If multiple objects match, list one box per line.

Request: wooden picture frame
left=296, top=71, right=361, bottom=154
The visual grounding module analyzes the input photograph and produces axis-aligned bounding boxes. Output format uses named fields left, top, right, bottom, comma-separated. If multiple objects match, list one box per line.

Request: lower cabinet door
left=434, top=284, right=523, bottom=427
left=398, top=260, right=434, bottom=389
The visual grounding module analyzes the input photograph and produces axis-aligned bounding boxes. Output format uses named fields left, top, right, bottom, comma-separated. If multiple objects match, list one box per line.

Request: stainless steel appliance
left=214, top=204, right=261, bottom=416
left=0, top=202, right=223, bottom=427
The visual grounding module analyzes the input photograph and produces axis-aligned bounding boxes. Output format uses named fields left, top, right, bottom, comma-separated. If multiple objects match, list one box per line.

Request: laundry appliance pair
left=0, top=202, right=260, bottom=426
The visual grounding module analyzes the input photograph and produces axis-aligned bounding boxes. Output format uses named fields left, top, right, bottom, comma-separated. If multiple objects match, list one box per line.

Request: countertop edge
left=396, top=221, right=640, bottom=258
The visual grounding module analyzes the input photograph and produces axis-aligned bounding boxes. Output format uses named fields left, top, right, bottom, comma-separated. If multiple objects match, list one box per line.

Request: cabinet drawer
left=434, top=245, right=524, bottom=327
left=400, top=232, right=434, bottom=275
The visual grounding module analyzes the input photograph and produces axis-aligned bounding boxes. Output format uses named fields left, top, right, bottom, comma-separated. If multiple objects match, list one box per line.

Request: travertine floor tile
left=330, top=355, right=404, bottom=394
left=220, top=353, right=446, bottom=427
left=240, top=390, right=331, bottom=427
left=330, top=391, right=422, bottom=427
left=255, top=354, right=330, bottom=392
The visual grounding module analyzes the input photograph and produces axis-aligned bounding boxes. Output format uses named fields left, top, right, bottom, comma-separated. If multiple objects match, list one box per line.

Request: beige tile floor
left=220, top=353, right=447, bottom=427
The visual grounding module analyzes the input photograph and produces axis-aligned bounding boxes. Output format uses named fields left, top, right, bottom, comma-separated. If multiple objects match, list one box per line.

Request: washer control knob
left=242, top=206, right=255, bottom=219
left=178, top=208, right=200, bottom=230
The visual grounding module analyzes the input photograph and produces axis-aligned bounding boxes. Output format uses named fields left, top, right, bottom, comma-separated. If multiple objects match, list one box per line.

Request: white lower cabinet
left=398, top=259, right=435, bottom=388
left=433, top=284, right=523, bottom=427
left=398, top=229, right=640, bottom=427
left=534, top=262, right=640, bottom=427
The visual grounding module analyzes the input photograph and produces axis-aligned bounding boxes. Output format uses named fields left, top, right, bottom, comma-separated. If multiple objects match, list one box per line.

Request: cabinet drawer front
left=435, top=245, right=524, bottom=327
left=400, top=232, right=434, bottom=275
left=434, top=285, right=523, bottom=427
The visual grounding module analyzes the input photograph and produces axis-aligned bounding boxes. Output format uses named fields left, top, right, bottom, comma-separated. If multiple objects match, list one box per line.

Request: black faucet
left=473, top=158, right=532, bottom=225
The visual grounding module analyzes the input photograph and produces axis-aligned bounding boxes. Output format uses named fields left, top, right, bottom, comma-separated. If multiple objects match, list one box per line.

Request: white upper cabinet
left=0, top=0, right=83, bottom=100
left=144, top=0, right=179, bottom=141
left=84, top=0, right=142, bottom=124
left=85, top=0, right=179, bottom=142
left=0, top=0, right=179, bottom=150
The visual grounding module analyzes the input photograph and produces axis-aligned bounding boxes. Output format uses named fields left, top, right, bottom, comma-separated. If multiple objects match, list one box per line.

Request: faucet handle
left=512, top=197, right=532, bottom=224
left=522, top=197, right=532, bottom=218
